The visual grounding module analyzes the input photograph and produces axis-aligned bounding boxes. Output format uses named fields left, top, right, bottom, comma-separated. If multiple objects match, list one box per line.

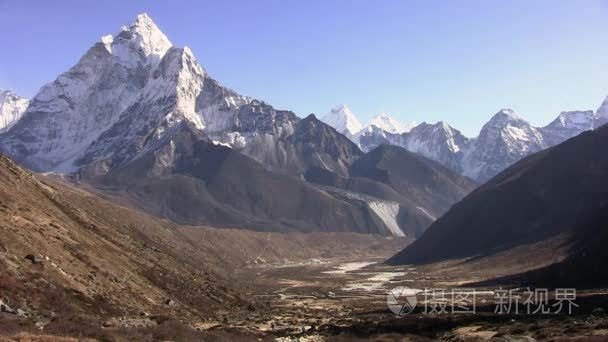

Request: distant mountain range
left=320, top=103, right=608, bottom=182
left=389, top=121, right=608, bottom=286
left=321, top=104, right=415, bottom=138
left=3, top=13, right=605, bottom=186
left=0, top=14, right=473, bottom=238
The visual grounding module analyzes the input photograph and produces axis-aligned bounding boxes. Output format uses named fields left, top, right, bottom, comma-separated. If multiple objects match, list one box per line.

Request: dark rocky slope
left=389, top=124, right=608, bottom=287
left=89, top=123, right=391, bottom=234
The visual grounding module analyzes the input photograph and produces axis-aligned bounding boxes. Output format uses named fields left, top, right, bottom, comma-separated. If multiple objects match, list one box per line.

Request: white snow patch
left=369, top=201, right=404, bottom=236
left=341, top=272, right=406, bottom=292
left=504, top=125, right=530, bottom=142
left=416, top=206, right=436, bottom=221
left=322, top=262, right=376, bottom=274
left=212, top=140, right=232, bottom=148
left=369, top=112, right=409, bottom=134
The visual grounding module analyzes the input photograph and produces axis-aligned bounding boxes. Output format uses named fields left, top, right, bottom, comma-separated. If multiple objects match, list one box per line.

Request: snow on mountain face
left=105, top=13, right=172, bottom=67
left=402, top=121, right=417, bottom=133
left=0, top=13, right=344, bottom=179
left=360, top=107, right=596, bottom=183
left=331, top=99, right=605, bottom=183
left=369, top=112, right=412, bottom=134
left=356, top=106, right=597, bottom=183
left=546, top=111, right=594, bottom=131
left=404, top=122, right=469, bottom=173
left=356, top=120, right=467, bottom=173
left=368, top=201, right=404, bottom=237
left=595, top=96, right=608, bottom=128
left=541, top=110, right=594, bottom=145
left=321, top=107, right=416, bottom=140
left=354, top=113, right=416, bottom=154
left=461, top=109, right=547, bottom=181
left=0, top=14, right=249, bottom=173
left=354, top=124, right=405, bottom=152
left=0, top=90, right=29, bottom=133
left=320, top=104, right=363, bottom=138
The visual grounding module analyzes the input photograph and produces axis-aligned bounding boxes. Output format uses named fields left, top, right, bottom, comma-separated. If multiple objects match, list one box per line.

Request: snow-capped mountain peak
left=105, top=13, right=173, bottom=67
left=487, top=108, right=524, bottom=124
left=546, top=111, right=594, bottom=131
left=460, top=108, right=547, bottom=181
left=0, top=89, right=29, bottom=133
left=369, top=112, right=410, bottom=134
left=541, top=110, right=594, bottom=146
left=0, top=13, right=241, bottom=173
left=320, top=104, right=363, bottom=137
left=481, top=109, right=541, bottom=144
left=403, top=121, right=468, bottom=171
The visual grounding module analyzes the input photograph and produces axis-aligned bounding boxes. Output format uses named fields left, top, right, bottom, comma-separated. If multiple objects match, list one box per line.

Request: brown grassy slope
left=0, top=154, right=247, bottom=322
left=173, top=226, right=410, bottom=268
left=0, top=153, right=410, bottom=326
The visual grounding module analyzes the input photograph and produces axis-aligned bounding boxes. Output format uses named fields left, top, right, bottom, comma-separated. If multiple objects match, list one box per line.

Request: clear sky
left=1, top=0, right=607, bottom=136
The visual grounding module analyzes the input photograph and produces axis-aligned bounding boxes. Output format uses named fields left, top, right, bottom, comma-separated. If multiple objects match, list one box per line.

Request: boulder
left=25, top=254, right=44, bottom=264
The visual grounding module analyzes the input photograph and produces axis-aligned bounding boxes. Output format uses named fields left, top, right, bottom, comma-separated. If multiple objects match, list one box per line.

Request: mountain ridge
left=322, top=104, right=605, bottom=182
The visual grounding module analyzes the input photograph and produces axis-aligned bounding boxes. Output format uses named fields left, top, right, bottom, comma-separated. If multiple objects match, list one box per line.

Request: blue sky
left=1, top=0, right=607, bottom=136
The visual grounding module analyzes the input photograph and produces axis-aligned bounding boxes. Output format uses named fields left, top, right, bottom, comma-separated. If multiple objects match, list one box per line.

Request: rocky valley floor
left=3, top=250, right=608, bottom=341
left=222, top=256, right=608, bottom=341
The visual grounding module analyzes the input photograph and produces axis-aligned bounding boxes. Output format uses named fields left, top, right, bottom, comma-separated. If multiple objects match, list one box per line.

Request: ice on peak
left=101, top=34, right=113, bottom=44
left=497, top=108, right=518, bottom=117
left=596, top=96, right=608, bottom=119
left=109, top=13, right=173, bottom=66
left=541, top=110, right=594, bottom=140
left=129, top=13, right=164, bottom=37
left=180, top=46, right=203, bottom=70
left=100, top=35, right=114, bottom=52
left=135, top=13, right=154, bottom=25
left=0, top=89, right=28, bottom=104
left=369, top=112, right=409, bottom=134
left=331, top=104, right=351, bottom=112
left=0, top=89, right=29, bottom=133
left=487, top=109, right=527, bottom=126
left=434, top=121, right=452, bottom=132
left=183, top=46, right=194, bottom=56
left=321, top=104, right=363, bottom=136
left=557, top=111, right=593, bottom=125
